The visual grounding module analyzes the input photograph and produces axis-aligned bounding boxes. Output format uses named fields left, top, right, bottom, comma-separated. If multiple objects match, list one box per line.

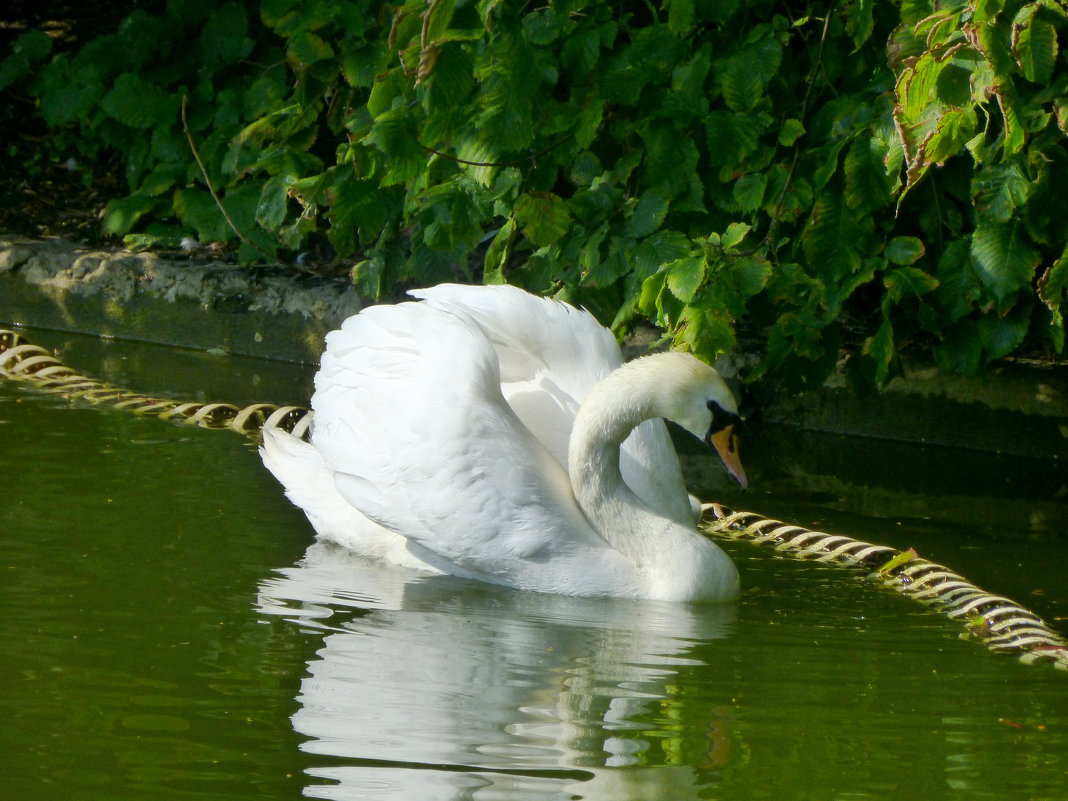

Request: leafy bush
left=3, top=0, right=1066, bottom=389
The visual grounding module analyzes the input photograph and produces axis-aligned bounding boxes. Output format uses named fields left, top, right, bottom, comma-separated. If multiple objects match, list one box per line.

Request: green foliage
left=4, top=0, right=1067, bottom=389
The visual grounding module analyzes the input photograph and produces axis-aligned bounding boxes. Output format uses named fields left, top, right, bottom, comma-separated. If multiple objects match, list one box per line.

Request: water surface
left=2, top=332, right=1065, bottom=800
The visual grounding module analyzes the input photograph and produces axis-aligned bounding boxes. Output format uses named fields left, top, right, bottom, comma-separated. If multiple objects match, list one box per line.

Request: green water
left=2, top=332, right=1066, bottom=801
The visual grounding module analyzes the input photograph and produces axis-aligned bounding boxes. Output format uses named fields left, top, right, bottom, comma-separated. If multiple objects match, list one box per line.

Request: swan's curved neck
left=567, top=354, right=740, bottom=601
left=568, top=358, right=677, bottom=555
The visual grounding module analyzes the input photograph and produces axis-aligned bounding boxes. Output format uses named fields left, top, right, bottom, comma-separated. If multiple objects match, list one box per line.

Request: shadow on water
left=2, top=329, right=1067, bottom=801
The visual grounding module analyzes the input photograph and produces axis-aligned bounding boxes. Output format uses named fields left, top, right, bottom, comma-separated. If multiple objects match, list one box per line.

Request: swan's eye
left=706, top=399, right=741, bottom=435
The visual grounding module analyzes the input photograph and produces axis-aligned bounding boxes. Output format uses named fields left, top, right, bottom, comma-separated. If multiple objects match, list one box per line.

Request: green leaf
left=896, top=52, right=943, bottom=123
left=673, top=305, right=736, bottom=361
left=100, top=73, right=178, bottom=129
left=15, top=28, right=53, bottom=61
left=971, top=160, right=1031, bottom=223
left=924, top=108, right=976, bottom=164
left=102, top=194, right=159, bottom=235
left=717, top=27, right=782, bottom=112
left=934, top=319, right=984, bottom=374
left=972, top=0, right=1004, bottom=25
left=668, top=0, right=695, bottom=34
left=1013, top=8, right=1058, bottom=84
left=863, top=316, right=894, bottom=385
left=935, top=63, right=971, bottom=107
left=577, top=224, right=609, bottom=285
left=933, top=240, right=981, bottom=321
left=803, top=192, right=871, bottom=284
left=665, top=256, right=706, bottom=303
left=425, top=0, right=457, bottom=42
left=721, top=222, right=752, bottom=251
left=514, top=192, right=571, bottom=246
left=425, top=43, right=475, bottom=112
left=561, top=27, right=601, bottom=75
left=325, top=172, right=396, bottom=257
left=844, top=0, right=875, bottom=50
left=726, top=253, right=771, bottom=296
left=0, top=30, right=53, bottom=90
left=220, top=181, right=264, bottom=240
left=970, top=222, right=1041, bottom=303
left=705, top=111, right=760, bottom=167
left=626, top=190, right=670, bottom=239
left=1039, top=258, right=1068, bottom=310
left=813, top=139, right=848, bottom=192
left=200, top=2, right=251, bottom=65
left=639, top=123, right=704, bottom=211
left=844, top=135, right=890, bottom=213
left=256, top=174, right=291, bottom=231
left=287, top=30, right=335, bottom=65
left=778, top=118, right=805, bottom=147
left=573, top=96, right=605, bottom=149
left=174, top=187, right=229, bottom=241
left=978, top=305, right=1030, bottom=359
left=977, top=15, right=1017, bottom=74
left=884, top=265, right=938, bottom=302
left=522, top=6, right=570, bottom=45
left=367, top=69, right=408, bottom=118
left=136, top=162, right=185, bottom=197
left=634, top=230, right=693, bottom=276
left=884, top=237, right=926, bottom=267
left=730, top=172, right=767, bottom=212
left=483, top=218, right=516, bottom=284
left=367, top=106, right=426, bottom=185
left=638, top=269, right=668, bottom=316
left=996, top=84, right=1027, bottom=155
left=351, top=257, right=385, bottom=300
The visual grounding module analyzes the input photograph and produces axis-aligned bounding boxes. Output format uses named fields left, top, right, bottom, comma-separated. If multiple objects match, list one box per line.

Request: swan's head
left=655, top=352, right=748, bottom=490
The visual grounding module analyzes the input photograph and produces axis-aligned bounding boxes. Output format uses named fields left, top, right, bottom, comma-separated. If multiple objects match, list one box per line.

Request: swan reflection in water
left=257, top=542, right=739, bottom=801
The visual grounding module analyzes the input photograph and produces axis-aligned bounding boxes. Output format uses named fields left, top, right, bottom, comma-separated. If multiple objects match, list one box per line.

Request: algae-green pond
left=2, top=331, right=1066, bottom=801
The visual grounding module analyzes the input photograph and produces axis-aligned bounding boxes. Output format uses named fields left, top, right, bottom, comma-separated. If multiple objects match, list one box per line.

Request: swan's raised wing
left=411, top=284, right=694, bottom=524
left=309, top=300, right=613, bottom=587
left=411, top=283, right=620, bottom=401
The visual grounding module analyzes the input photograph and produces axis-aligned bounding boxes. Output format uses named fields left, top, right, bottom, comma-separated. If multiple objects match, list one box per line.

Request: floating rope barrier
left=2, top=328, right=1066, bottom=671
left=0, top=329, right=313, bottom=438
left=702, top=504, right=1068, bottom=671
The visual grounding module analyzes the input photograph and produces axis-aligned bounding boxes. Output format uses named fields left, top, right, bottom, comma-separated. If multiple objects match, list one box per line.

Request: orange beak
left=709, top=424, right=748, bottom=489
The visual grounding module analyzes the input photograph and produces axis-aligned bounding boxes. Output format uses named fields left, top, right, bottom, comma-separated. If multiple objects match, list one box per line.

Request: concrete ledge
left=3, top=235, right=1066, bottom=460
left=0, top=236, right=364, bottom=363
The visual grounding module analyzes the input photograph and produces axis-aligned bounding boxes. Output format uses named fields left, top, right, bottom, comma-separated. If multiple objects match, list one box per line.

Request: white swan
left=260, top=283, right=747, bottom=602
